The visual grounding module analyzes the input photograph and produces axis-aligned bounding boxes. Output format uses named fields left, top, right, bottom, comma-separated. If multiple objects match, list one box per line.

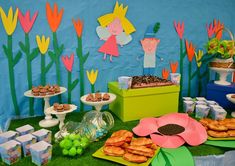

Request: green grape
left=76, top=147, right=83, bottom=155
left=62, top=149, right=69, bottom=156
left=59, top=140, right=66, bottom=148
left=69, top=147, right=77, bottom=157
left=64, top=140, right=73, bottom=150
left=73, top=140, right=81, bottom=147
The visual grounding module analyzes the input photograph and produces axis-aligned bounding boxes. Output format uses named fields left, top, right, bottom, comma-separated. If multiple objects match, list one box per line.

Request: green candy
left=69, top=147, right=77, bottom=157
left=73, top=140, right=81, bottom=147
left=76, top=148, right=83, bottom=155
left=62, top=149, right=69, bottom=156
left=64, top=140, right=73, bottom=150
left=59, top=140, right=66, bottom=148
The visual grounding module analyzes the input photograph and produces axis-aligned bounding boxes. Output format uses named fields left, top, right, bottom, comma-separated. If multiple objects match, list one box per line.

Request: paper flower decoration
left=185, top=40, right=196, bottom=62
left=86, top=70, right=98, bottom=85
left=0, top=7, right=18, bottom=35
left=206, top=23, right=216, bottom=39
left=61, top=53, right=74, bottom=72
left=170, top=61, right=178, bottom=73
left=214, top=19, right=224, bottom=40
left=162, top=68, right=169, bottom=79
left=72, top=18, right=83, bottom=37
left=174, top=21, right=184, bottom=39
left=18, top=9, right=38, bottom=33
left=195, top=50, right=204, bottom=68
left=133, top=113, right=207, bottom=148
left=36, top=35, right=50, bottom=54
left=46, top=2, right=64, bottom=32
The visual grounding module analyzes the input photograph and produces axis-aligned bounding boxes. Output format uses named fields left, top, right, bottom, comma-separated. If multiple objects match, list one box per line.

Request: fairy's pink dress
left=98, top=35, right=119, bottom=56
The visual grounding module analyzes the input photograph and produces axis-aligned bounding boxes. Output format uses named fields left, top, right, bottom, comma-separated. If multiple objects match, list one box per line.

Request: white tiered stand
left=24, top=87, right=67, bottom=128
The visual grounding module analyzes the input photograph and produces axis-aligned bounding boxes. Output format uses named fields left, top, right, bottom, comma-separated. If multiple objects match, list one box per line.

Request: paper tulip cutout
left=18, top=9, right=39, bottom=116
left=73, top=18, right=89, bottom=111
left=133, top=113, right=207, bottom=148
left=174, top=21, right=184, bottom=40
left=62, top=54, right=78, bottom=104
left=173, top=20, right=186, bottom=100
left=195, top=50, right=203, bottom=68
left=185, top=39, right=196, bottom=97
left=96, top=1, right=135, bottom=61
left=0, top=7, right=18, bottom=35
left=36, top=35, right=53, bottom=88
left=1, top=7, right=22, bottom=115
left=86, top=69, right=98, bottom=93
left=18, top=9, right=38, bottom=33
left=46, top=2, right=64, bottom=32
left=170, top=61, right=178, bottom=73
left=162, top=68, right=169, bottom=80
left=46, top=2, right=64, bottom=103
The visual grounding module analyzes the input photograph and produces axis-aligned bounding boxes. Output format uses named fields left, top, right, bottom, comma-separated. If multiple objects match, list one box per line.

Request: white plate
left=80, top=93, right=116, bottom=107
left=47, top=104, right=77, bottom=115
left=24, top=87, right=67, bottom=98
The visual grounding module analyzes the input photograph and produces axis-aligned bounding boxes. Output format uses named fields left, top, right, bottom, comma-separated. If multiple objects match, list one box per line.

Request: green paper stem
left=188, top=61, right=192, bottom=97
left=76, top=36, right=89, bottom=111
left=51, top=32, right=64, bottom=103
left=179, top=39, right=185, bottom=101
left=41, top=54, right=46, bottom=86
left=68, top=71, right=72, bottom=104
left=91, top=84, right=95, bottom=93
left=197, top=67, right=202, bottom=96
left=5, top=35, right=21, bottom=116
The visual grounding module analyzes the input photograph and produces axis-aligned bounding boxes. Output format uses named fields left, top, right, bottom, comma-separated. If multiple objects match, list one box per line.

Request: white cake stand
left=24, top=87, right=67, bottom=128
left=226, top=94, right=235, bottom=117
left=46, top=104, right=77, bottom=137
left=80, top=93, right=116, bottom=112
left=210, top=67, right=235, bottom=86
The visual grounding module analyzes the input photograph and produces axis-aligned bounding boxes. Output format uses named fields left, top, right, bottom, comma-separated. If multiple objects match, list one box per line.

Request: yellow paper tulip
left=0, top=7, right=18, bottom=35
left=36, top=35, right=50, bottom=54
left=195, top=50, right=204, bottom=68
left=86, top=69, right=98, bottom=85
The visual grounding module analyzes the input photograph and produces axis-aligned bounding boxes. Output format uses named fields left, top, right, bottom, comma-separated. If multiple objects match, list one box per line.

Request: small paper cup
left=118, top=76, right=132, bottom=90
left=183, top=101, right=195, bottom=114
left=196, top=97, right=206, bottom=101
left=170, top=73, right=181, bottom=85
left=195, top=105, right=210, bottom=119
left=206, top=100, right=218, bottom=105
left=196, top=101, right=207, bottom=105
left=211, top=108, right=227, bottom=120
left=183, top=97, right=193, bottom=101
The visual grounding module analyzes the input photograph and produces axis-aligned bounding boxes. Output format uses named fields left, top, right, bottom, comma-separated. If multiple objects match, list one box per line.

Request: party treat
left=63, top=104, right=71, bottom=110
left=126, top=145, right=154, bottom=157
left=56, top=104, right=64, bottom=112
left=16, top=134, right=37, bottom=157
left=31, top=84, right=61, bottom=97
left=231, top=94, right=235, bottom=98
left=0, top=140, right=21, bottom=165
left=105, top=136, right=126, bottom=147
left=86, top=94, right=94, bottom=101
left=207, top=130, right=228, bottom=138
left=123, top=152, right=147, bottom=163
left=53, top=103, right=59, bottom=110
left=195, top=105, right=210, bottom=119
left=16, top=125, right=34, bottom=136
left=103, top=146, right=125, bottom=157
left=53, top=103, right=71, bottom=112
left=111, top=130, right=133, bottom=143
left=0, top=131, right=19, bottom=144
left=183, top=100, right=195, bottom=114
left=131, top=75, right=173, bottom=89
left=95, top=93, right=102, bottom=101
left=130, top=137, right=153, bottom=147
left=32, top=129, right=52, bottom=143
left=102, top=93, right=110, bottom=101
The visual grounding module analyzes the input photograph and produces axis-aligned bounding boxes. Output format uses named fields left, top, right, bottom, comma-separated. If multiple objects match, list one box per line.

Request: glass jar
left=55, top=111, right=114, bottom=142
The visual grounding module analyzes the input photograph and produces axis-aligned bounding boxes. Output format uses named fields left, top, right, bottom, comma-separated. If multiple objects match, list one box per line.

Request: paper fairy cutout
left=0, top=7, right=22, bottom=115
left=96, top=1, right=136, bottom=61
left=61, top=53, right=78, bottom=104
left=140, top=23, right=161, bottom=75
left=18, top=9, right=39, bottom=116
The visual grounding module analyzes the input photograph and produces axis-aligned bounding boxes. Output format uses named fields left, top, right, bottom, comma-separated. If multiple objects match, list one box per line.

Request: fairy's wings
left=96, top=26, right=111, bottom=40
left=116, top=32, right=132, bottom=46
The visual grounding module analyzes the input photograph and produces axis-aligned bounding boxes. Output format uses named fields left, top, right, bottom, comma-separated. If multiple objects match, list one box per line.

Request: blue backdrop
left=0, top=0, right=235, bottom=130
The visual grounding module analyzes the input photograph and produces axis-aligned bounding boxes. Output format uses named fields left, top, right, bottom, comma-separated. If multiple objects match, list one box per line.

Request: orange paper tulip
left=170, top=61, right=178, bottom=73
left=185, top=40, right=196, bottom=62
left=72, top=18, right=83, bottom=37
left=46, top=2, right=64, bottom=32
left=213, top=19, right=224, bottom=40
left=162, top=68, right=169, bottom=80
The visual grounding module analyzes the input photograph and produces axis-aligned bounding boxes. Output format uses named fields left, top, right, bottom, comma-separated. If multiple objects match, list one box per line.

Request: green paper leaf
left=45, top=61, right=54, bottom=73
left=13, top=51, right=22, bottom=66
left=83, top=52, right=89, bottom=63
left=3, top=45, right=9, bottom=57
left=48, top=51, right=56, bottom=61
left=59, top=44, right=64, bottom=53
left=71, top=79, right=79, bottom=90
left=19, top=41, right=26, bottom=53
left=153, top=22, right=160, bottom=34
left=191, top=70, right=198, bottom=79
left=205, top=140, right=235, bottom=148
left=30, top=48, right=39, bottom=61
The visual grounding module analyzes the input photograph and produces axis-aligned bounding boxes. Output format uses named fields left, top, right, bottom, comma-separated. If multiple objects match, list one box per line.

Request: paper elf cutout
left=96, top=1, right=136, bottom=61
left=140, top=22, right=161, bottom=75
left=0, top=7, right=22, bottom=116
left=86, top=69, right=98, bottom=93
left=62, top=54, right=78, bottom=104
left=46, top=2, right=64, bottom=103
left=18, top=9, right=39, bottom=116
left=72, top=18, right=89, bottom=111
